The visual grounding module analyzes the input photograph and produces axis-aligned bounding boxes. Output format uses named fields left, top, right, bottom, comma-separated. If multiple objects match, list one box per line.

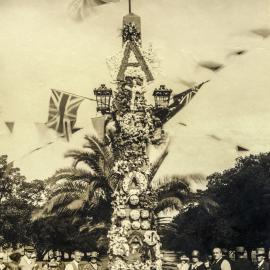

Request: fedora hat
left=49, top=262, right=58, bottom=268
left=235, top=246, right=245, bottom=253
left=256, top=248, right=266, bottom=256
left=90, top=252, right=99, bottom=258
left=24, top=245, right=35, bottom=252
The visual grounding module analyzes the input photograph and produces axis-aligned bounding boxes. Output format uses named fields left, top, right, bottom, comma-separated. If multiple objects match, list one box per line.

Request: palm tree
left=33, top=135, right=116, bottom=230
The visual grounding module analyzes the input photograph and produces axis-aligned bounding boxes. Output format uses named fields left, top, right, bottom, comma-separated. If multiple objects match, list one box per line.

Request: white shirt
left=258, top=260, right=265, bottom=268
left=65, top=260, right=79, bottom=270
left=214, top=258, right=231, bottom=270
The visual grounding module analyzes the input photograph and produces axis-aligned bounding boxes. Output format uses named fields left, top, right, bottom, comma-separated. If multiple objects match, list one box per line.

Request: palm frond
left=155, top=197, right=183, bottom=213
left=149, top=140, right=169, bottom=182
left=84, top=135, right=106, bottom=158
left=50, top=167, right=97, bottom=183
left=65, top=150, right=104, bottom=176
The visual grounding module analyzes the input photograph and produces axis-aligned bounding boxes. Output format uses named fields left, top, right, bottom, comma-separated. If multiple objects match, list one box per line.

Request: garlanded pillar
left=105, top=7, right=163, bottom=270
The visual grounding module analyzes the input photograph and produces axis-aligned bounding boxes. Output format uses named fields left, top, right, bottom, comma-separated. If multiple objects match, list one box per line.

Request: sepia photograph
left=0, top=1, right=270, bottom=270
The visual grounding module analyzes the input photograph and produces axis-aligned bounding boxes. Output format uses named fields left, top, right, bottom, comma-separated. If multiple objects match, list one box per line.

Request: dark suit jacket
left=234, top=258, right=254, bottom=270
left=258, top=261, right=269, bottom=270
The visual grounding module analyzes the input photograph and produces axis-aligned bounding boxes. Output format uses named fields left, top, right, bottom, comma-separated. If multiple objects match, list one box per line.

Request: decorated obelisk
left=106, top=1, right=163, bottom=270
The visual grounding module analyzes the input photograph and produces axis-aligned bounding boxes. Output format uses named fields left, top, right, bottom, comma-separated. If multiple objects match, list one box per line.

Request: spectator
left=189, top=250, right=206, bottom=270
left=177, top=254, right=190, bottom=270
left=211, top=248, right=231, bottom=270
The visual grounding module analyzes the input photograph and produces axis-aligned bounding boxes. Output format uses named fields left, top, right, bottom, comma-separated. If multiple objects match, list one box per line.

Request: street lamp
left=93, top=84, right=112, bottom=114
left=153, top=85, right=172, bottom=108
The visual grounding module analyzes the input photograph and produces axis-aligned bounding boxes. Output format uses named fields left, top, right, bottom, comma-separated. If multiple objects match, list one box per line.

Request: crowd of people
left=177, top=247, right=269, bottom=270
left=0, top=247, right=100, bottom=270
left=0, top=246, right=269, bottom=270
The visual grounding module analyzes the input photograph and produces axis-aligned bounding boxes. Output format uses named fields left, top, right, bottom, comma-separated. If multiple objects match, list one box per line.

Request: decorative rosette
left=129, top=194, right=140, bottom=206
left=140, top=220, right=150, bottom=230
left=131, top=221, right=141, bottom=230
left=140, top=210, right=149, bottom=219
left=116, top=208, right=126, bottom=219
left=121, top=219, right=131, bottom=230
left=130, top=209, right=140, bottom=221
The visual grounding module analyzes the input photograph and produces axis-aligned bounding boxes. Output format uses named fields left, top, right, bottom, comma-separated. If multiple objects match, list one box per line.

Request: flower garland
left=107, top=67, right=163, bottom=270
left=122, top=23, right=141, bottom=43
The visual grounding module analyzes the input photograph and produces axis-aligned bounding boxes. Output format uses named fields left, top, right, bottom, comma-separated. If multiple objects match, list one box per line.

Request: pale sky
left=1, top=0, right=270, bottom=189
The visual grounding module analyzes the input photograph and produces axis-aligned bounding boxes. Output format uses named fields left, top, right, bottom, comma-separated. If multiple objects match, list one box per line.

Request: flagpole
left=51, top=89, right=96, bottom=102
left=129, top=0, right=131, bottom=13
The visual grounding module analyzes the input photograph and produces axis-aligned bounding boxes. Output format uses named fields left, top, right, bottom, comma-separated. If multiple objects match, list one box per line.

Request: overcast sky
left=1, top=0, right=270, bottom=188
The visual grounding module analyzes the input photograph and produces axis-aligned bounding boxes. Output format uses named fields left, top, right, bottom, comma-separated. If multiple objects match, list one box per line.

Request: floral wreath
left=122, top=171, right=148, bottom=194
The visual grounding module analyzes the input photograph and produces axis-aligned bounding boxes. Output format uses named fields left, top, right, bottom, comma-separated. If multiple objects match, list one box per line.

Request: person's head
left=48, top=251, right=56, bottom=260
left=73, top=251, right=82, bottom=263
left=56, top=255, right=61, bottom=262
left=89, top=251, right=99, bottom=264
left=222, top=248, right=228, bottom=258
left=42, top=263, right=49, bottom=270
left=235, top=247, right=245, bottom=259
left=180, top=255, right=189, bottom=264
left=212, top=248, right=223, bottom=261
left=191, top=250, right=201, bottom=263
left=24, top=246, right=35, bottom=259
left=256, top=248, right=266, bottom=263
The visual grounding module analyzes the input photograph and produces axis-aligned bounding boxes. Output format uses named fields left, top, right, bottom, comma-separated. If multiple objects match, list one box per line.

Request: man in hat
left=177, top=254, right=190, bottom=270
left=234, top=246, right=254, bottom=270
left=83, top=252, right=100, bottom=270
left=19, top=246, right=35, bottom=270
left=256, top=248, right=269, bottom=270
left=55, top=253, right=65, bottom=270
left=211, top=247, right=231, bottom=270
left=189, top=250, right=206, bottom=270
left=65, top=251, right=82, bottom=270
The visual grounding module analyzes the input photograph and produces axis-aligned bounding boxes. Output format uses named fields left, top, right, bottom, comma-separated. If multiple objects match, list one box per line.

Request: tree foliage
left=167, top=153, right=270, bottom=254
left=0, top=155, right=45, bottom=248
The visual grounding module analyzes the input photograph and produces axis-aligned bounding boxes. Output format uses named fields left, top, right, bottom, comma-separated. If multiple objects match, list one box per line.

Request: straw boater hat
left=180, top=255, right=189, bottom=261
left=90, top=252, right=99, bottom=258
left=256, top=248, right=266, bottom=256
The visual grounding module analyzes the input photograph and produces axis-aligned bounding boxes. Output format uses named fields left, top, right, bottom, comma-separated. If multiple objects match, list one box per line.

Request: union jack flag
left=47, top=89, right=83, bottom=139
left=164, top=80, right=209, bottom=123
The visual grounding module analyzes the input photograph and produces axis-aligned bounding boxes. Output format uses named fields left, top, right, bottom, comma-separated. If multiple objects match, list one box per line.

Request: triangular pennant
left=5, top=122, right=14, bottom=133
left=91, top=116, right=106, bottom=140
left=236, top=145, right=249, bottom=152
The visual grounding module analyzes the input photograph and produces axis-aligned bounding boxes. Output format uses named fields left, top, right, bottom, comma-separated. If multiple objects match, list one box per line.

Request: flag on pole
left=47, top=89, right=83, bottom=139
left=163, top=81, right=209, bottom=123
left=68, top=0, right=119, bottom=20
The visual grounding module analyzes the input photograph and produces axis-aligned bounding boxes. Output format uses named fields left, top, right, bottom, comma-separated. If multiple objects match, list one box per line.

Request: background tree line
left=1, top=145, right=270, bottom=259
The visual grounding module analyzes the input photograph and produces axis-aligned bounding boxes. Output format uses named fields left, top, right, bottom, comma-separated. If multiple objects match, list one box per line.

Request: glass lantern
left=153, top=85, right=172, bottom=108
left=93, top=84, right=112, bottom=114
